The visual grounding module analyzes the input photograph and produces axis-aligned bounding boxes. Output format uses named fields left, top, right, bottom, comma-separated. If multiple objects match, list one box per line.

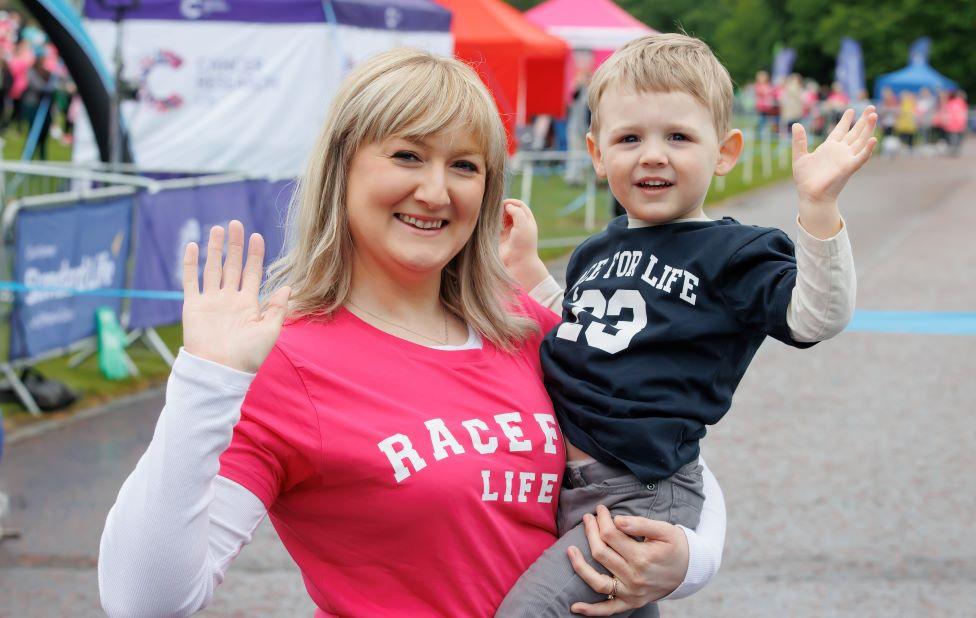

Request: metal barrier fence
left=0, top=162, right=266, bottom=415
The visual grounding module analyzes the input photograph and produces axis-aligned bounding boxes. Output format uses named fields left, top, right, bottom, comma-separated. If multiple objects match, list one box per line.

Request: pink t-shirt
left=943, top=98, right=968, bottom=133
left=754, top=81, right=776, bottom=113
left=219, top=298, right=565, bottom=617
left=8, top=50, right=34, bottom=100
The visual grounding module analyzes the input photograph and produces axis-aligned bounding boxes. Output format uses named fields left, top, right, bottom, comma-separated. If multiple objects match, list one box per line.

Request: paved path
left=1, top=145, right=974, bottom=616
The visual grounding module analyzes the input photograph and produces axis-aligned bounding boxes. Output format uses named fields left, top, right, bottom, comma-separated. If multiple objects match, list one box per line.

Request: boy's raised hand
left=182, top=220, right=291, bottom=373
left=791, top=106, right=877, bottom=238
left=499, top=199, right=550, bottom=291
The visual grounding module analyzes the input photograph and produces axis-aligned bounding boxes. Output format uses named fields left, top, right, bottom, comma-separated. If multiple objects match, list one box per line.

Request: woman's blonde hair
left=265, top=48, right=536, bottom=349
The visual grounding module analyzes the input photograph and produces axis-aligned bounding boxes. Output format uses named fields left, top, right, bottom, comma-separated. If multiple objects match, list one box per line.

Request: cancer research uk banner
left=9, top=198, right=133, bottom=361
left=73, top=1, right=453, bottom=176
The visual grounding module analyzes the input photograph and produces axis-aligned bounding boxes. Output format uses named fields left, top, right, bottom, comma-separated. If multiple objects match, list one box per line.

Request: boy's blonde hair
left=588, top=33, right=734, bottom=138
left=265, top=48, right=536, bottom=349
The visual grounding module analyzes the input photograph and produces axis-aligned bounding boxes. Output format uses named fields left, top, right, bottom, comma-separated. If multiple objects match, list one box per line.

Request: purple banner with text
left=129, top=181, right=255, bottom=329
left=9, top=198, right=133, bottom=360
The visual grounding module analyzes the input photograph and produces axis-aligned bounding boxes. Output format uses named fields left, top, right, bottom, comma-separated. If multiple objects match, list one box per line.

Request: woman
left=752, top=70, right=777, bottom=135
left=779, top=73, right=805, bottom=134
left=942, top=90, right=968, bottom=157
left=22, top=55, right=55, bottom=158
left=894, top=92, right=918, bottom=153
left=98, top=49, right=725, bottom=617
left=7, top=40, right=33, bottom=130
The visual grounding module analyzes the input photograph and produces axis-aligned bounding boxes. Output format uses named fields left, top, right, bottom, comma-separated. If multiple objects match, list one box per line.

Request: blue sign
left=836, top=38, right=865, bottom=100
left=248, top=178, right=295, bottom=268
left=9, top=198, right=133, bottom=360
left=909, top=37, right=931, bottom=66
left=772, top=47, right=796, bottom=84
left=129, top=181, right=257, bottom=329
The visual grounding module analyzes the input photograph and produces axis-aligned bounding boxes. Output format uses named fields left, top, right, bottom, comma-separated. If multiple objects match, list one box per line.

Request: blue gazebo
left=873, top=61, right=958, bottom=99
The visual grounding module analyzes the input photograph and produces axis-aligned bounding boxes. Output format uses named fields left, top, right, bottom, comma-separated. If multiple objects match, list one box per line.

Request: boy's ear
left=585, top=132, right=607, bottom=178
left=715, top=129, right=743, bottom=176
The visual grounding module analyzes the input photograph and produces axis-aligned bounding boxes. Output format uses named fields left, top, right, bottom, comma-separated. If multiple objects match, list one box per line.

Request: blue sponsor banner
left=9, top=198, right=133, bottom=360
left=129, top=181, right=256, bottom=329
left=772, top=47, right=796, bottom=84
left=909, top=37, right=931, bottom=66
left=835, top=38, right=865, bottom=100
left=248, top=178, right=295, bottom=267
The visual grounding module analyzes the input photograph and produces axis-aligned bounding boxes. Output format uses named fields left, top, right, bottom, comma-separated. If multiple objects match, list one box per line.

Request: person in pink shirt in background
left=753, top=69, right=778, bottom=135
left=824, top=81, right=850, bottom=131
left=942, top=90, right=969, bottom=156
left=7, top=39, right=35, bottom=130
left=98, top=49, right=727, bottom=617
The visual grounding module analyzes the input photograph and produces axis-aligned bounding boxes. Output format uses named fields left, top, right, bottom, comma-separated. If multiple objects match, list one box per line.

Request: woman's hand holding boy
left=567, top=505, right=691, bottom=615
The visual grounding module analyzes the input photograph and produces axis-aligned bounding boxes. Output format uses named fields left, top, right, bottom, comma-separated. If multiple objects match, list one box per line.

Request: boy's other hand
left=499, top=199, right=550, bottom=290
left=792, top=106, right=877, bottom=238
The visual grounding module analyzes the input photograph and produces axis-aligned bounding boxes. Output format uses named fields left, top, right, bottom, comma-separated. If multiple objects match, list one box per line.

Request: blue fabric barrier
left=128, top=179, right=293, bottom=330
left=8, top=197, right=133, bottom=360
left=129, top=181, right=258, bottom=329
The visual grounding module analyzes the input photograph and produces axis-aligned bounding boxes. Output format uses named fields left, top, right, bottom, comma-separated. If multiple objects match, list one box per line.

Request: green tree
left=807, top=0, right=976, bottom=95
left=507, top=0, right=976, bottom=95
left=712, top=0, right=782, bottom=87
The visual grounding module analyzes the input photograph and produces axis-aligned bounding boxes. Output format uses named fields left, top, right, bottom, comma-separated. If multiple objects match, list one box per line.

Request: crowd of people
left=876, top=86, right=969, bottom=157
left=0, top=10, right=78, bottom=159
left=744, top=69, right=969, bottom=157
left=529, top=65, right=969, bottom=171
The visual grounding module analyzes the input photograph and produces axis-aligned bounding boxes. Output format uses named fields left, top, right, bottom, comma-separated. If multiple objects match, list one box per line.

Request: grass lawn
left=2, top=126, right=72, bottom=162
left=0, top=322, right=183, bottom=431
left=1, top=126, right=75, bottom=203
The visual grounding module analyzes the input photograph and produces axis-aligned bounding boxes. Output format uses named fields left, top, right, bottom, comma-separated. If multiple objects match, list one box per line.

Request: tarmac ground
left=1, top=142, right=974, bottom=616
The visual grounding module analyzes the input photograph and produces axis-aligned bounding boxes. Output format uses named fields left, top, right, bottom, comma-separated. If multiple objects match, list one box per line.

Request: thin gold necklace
left=347, top=300, right=449, bottom=346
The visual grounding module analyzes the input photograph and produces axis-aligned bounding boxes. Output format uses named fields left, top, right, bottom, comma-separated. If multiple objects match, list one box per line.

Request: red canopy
left=435, top=0, right=570, bottom=151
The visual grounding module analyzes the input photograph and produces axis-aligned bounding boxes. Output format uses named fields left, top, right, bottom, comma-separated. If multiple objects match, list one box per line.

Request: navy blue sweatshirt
left=540, top=216, right=815, bottom=483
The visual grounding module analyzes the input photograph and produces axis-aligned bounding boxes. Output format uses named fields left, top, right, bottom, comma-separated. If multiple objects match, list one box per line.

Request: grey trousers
left=495, top=459, right=704, bottom=618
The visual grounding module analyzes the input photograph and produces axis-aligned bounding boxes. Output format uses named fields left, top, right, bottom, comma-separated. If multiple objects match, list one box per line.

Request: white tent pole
left=517, top=57, right=528, bottom=127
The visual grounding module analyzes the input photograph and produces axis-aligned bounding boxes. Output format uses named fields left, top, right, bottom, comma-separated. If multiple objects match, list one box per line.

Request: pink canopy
left=525, top=0, right=655, bottom=54
left=525, top=0, right=655, bottom=103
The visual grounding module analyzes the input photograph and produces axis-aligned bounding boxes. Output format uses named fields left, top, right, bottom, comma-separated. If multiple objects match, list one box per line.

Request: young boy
left=497, top=33, right=876, bottom=615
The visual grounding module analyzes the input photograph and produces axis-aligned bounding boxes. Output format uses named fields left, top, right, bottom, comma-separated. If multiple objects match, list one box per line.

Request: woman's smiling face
left=345, top=129, right=487, bottom=280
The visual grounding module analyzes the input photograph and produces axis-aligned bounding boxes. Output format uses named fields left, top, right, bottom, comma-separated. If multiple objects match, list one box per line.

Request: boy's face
left=587, top=88, right=741, bottom=224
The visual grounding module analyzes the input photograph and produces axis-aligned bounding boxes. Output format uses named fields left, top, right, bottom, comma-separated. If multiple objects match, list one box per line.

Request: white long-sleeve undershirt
left=98, top=351, right=727, bottom=616
left=532, top=218, right=856, bottom=342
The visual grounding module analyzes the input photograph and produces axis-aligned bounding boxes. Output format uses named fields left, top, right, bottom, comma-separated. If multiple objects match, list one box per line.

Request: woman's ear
left=715, top=129, right=743, bottom=176
left=586, top=132, right=607, bottom=178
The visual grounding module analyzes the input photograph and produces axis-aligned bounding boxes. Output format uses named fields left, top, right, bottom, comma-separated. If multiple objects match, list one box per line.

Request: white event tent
left=73, top=0, right=453, bottom=176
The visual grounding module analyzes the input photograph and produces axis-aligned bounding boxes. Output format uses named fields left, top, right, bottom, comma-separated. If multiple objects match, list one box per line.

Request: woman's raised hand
left=182, top=220, right=291, bottom=373
left=568, top=505, right=689, bottom=615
